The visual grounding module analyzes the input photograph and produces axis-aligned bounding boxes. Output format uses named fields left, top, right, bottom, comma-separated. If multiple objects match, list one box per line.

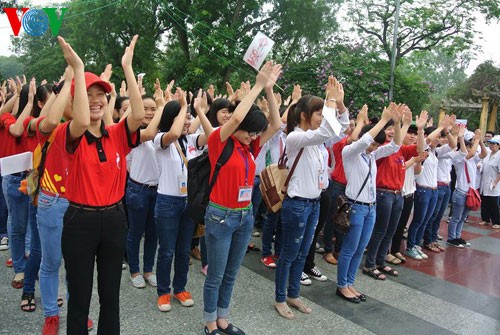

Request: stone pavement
left=1, top=212, right=499, bottom=335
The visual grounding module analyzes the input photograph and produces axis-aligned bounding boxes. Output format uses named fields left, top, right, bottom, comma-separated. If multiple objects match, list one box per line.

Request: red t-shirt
left=0, top=113, right=24, bottom=158
left=376, top=144, right=418, bottom=190
left=54, top=119, right=139, bottom=206
left=34, top=121, right=69, bottom=196
left=23, top=116, right=39, bottom=153
left=208, top=128, right=261, bottom=209
left=330, top=137, right=348, bottom=185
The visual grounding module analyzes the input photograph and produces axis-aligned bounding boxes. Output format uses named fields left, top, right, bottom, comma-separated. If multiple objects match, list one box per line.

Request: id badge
left=238, top=186, right=253, bottom=202
left=318, top=169, right=325, bottom=189
left=178, top=174, right=187, bottom=195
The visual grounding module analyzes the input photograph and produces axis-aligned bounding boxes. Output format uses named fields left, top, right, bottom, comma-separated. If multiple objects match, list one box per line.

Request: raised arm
left=219, top=61, right=280, bottom=142
left=281, top=84, right=301, bottom=124
left=121, top=35, right=144, bottom=132
left=476, top=129, right=488, bottom=159
left=347, top=104, right=368, bottom=144
left=0, top=80, right=19, bottom=115
left=415, top=110, right=428, bottom=153
left=160, top=89, right=188, bottom=148
left=192, top=89, right=212, bottom=147
left=259, top=68, right=282, bottom=146
left=9, top=78, right=35, bottom=137
left=58, top=36, right=89, bottom=140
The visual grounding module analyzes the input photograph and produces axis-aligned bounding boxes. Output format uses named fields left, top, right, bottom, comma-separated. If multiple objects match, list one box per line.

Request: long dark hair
left=158, top=100, right=184, bottom=132
left=286, top=95, right=324, bottom=134
left=207, top=98, right=234, bottom=127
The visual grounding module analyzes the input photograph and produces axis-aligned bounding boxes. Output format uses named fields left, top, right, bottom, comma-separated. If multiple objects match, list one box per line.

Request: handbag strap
left=353, top=154, right=372, bottom=202
left=208, top=138, right=234, bottom=192
left=174, top=140, right=189, bottom=166
left=464, top=162, right=471, bottom=185
left=281, top=147, right=304, bottom=193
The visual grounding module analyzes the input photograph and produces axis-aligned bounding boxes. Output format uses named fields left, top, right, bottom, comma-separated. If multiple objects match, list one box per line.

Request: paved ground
left=1, top=211, right=499, bottom=335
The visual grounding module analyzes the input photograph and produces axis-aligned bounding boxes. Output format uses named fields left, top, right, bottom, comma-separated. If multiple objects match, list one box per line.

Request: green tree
left=0, top=55, right=23, bottom=81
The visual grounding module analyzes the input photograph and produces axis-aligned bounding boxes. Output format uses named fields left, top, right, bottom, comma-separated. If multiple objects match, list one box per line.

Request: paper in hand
left=243, top=32, right=275, bottom=71
left=0, top=152, right=33, bottom=176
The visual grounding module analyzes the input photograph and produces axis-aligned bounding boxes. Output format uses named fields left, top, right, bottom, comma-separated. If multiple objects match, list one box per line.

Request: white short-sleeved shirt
left=480, top=150, right=500, bottom=196
left=416, top=145, right=452, bottom=188
left=153, top=133, right=200, bottom=196
left=127, top=141, right=160, bottom=186
left=452, top=151, right=480, bottom=192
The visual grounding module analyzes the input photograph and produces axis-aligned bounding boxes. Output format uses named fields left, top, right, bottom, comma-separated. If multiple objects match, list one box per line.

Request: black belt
left=331, top=180, right=346, bottom=188
left=289, top=196, right=321, bottom=203
left=129, top=178, right=158, bottom=189
left=11, top=171, right=28, bottom=178
left=348, top=198, right=376, bottom=206
left=69, top=201, right=122, bottom=212
left=377, top=188, right=401, bottom=194
left=416, top=184, right=437, bottom=190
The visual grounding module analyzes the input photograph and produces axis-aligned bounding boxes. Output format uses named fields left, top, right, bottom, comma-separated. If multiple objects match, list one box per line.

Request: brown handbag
left=333, top=157, right=372, bottom=233
left=259, top=147, right=304, bottom=213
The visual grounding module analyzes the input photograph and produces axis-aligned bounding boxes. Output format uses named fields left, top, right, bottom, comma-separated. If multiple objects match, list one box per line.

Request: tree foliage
left=0, top=56, right=23, bottom=81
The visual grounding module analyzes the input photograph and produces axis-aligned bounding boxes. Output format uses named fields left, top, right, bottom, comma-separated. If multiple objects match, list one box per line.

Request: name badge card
left=238, top=186, right=253, bottom=202
left=243, top=32, right=274, bottom=71
left=178, top=174, right=187, bottom=195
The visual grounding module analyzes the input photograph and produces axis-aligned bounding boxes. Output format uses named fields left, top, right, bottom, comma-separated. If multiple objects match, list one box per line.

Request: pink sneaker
left=87, top=318, right=94, bottom=332
left=200, top=265, right=208, bottom=277
left=42, top=316, right=59, bottom=335
left=261, top=256, right=276, bottom=268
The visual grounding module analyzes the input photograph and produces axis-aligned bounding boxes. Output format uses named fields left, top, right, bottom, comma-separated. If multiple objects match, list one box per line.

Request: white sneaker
left=0, top=237, right=8, bottom=251
left=145, top=274, right=157, bottom=287
left=300, top=272, right=312, bottom=286
left=415, top=246, right=428, bottom=259
left=306, top=266, right=327, bottom=281
left=131, top=274, right=146, bottom=288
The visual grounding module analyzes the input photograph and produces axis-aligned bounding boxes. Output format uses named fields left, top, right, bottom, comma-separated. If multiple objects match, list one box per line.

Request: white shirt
left=153, top=133, right=200, bottom=196
left=452, top=151, right=480, bottom=192
left=286, top=106, right=348, bottom=199
left=342, top=133, right=401, bottom=203
left=402, top=165, right=421, bottom=196
left=255, top=126, right=286, bottom=175
left=480, top=150, right=500, bottom=196
left=416, top=145, right=452, bottom=188
left=126, top=141, right=160, bottom=185
left=436, top=150, right=454, bottom=183
left=319, top=144, right=329, bottom=190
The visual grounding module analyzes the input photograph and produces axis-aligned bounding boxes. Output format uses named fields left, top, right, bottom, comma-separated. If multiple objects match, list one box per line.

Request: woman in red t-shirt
left=202, top=62, right=282, bottom=335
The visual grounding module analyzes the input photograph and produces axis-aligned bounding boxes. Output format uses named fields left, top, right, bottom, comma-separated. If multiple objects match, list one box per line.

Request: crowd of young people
left=0, top=34, right=498, bottom=335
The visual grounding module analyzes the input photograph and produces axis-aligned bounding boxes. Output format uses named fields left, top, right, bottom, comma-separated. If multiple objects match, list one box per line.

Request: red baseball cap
left=70, top=72, right=112, bottom=97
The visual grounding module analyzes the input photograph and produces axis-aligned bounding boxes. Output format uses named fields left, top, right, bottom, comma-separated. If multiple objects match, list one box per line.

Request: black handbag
left=333, top=156, right=372, bottom=234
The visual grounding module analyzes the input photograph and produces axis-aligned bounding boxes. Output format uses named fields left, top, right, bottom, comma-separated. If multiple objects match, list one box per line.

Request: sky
left=0, top=1, right=499, bottom=75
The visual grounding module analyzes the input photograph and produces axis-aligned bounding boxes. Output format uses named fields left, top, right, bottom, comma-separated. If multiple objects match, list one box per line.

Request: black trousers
left=481, top=195, right=500, bottom=225
left=304, top=190, right=331, bottom=272
left=62, top=204, right=127, bottom=335
left=391, top=194, right=414, bottom=254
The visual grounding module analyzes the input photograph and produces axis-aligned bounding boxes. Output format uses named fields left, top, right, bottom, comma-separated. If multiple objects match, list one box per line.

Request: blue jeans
left=252, top=176, right=263, bottom=219
left=448, top=190, right=469, bottom=240
left=261, top=210, right=282, bottom=258
left=155, top=194, right=194, bottom=296
left=337, top=203, right=376, bottom=287
left=0, top=175, right=8, bottom=238
left=126, top=181, right=158, bottom=275
left=365, top=191, right=403, bottom=269
left=325, top=181, right=346, bottom=254
left=275, top=197, right=319, bottom=303
left=203, top=203, right=253, bottom=322
left=37, top=191, right=68, bottom=317
left=5, top=173, right=31, bottom=273
left=407, top=187, right=438, bottom=249
left=425, top=185, right=451, bottom=244
left=23, top=203, right=40, bottom=294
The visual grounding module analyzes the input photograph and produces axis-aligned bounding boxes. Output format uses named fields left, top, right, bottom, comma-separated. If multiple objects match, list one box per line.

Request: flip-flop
left=362, top=268, right=386, bottom=280
left=274, top=302, right=295, bottom=320
left=385, top=254, right=402, bottom=265
left=377, top=266, right=399, bottom=277
left=20, top=293, right=36, bottom=312
left=394, top=252, right=407, bottom=263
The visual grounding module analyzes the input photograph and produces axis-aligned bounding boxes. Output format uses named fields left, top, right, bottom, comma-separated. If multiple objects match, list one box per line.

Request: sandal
left=362, top=268, right=386, bottom=280
left=424, top=243, right=440, bottom=253
left=377, top=266, right=398, bottom=277
left=57, top=297, right=64, bottom=307
left=286, top=297, right=312, bottom=314
left=385, top=254, right=402, bottom=265
left=12, top=273, right=24, bottom=289
left=323, top=253, right=338, bottom=265
left=274, top=302, right=295, bottom=320
left=394, top=252, right=407, bottom=263
left=434, top=242, right=445, bottom=251
left=20, top=292, right=36, bottom=312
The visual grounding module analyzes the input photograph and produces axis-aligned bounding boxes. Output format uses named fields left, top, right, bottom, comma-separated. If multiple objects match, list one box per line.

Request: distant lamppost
left=389, top=0, right=400, bottom=101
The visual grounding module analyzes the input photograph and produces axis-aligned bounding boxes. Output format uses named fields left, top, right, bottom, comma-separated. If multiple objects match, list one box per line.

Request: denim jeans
left=126, top=181, right=158, bottom=275
left=261, top=210, right=282, bottom=258
left=37, top=191, right=69, bottom=317
left=275, top=197, right=319, bottom=303
left=448, top=190, right=469, bottom=240
left=203, top=203, right=253, bottom=322
left=407, top=187, right=438, bottom=249
left=391, top=194, right=414, bottom=254
left=0, top=175, right=8, bottom=238
left=325, top=181, right=346, bottom=254
left=424, top=185, right=450, bottom=244
left=5, top=173, right=31, bottom=273
left=155, top=194, right=194, bottom=296
left=23, top=202, right=40, bottom=294
left=364, top=190, right=403, bottom=269
left=305, top=190, right=331, bottom=272
left=251, top=176, right=263, bottom=219
left=337, top=203, right=376, bottom=287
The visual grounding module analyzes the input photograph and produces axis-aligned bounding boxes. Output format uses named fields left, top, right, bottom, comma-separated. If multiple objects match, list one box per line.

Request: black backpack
left=187, top=138, right=234, bottom=224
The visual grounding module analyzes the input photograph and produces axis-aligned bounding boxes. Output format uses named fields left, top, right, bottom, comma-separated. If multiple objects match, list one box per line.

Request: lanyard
left=361, top=153, right=372, bottom=176
left=237, top=148, right=249, bottom=185
left=175, top=139, right=187, bottom=172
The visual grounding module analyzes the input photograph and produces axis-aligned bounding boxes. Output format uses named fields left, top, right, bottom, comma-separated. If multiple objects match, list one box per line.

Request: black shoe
left=457, top=238, right=471, bottom=247
left=446, top=239, right=464, bottom=248
left=204, top=326, right=224, bottom=335
left=357, top=293, right=367, bottom=301
left=218, top=323, right=245, bottom=335
left=336, top=288, right=360, bottom=303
